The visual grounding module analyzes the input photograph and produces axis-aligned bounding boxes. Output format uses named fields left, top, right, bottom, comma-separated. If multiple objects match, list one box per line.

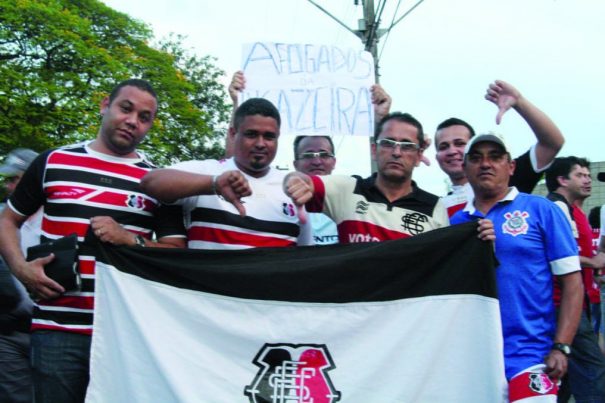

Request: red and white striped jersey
left=8, top=142, right=185, bottom=334
left=171, top=158, right=313, bottom=250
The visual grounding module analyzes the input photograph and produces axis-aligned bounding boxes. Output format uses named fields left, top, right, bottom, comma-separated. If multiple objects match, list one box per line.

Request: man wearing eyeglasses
left=283, top=112, right=455, bottom=243
left=292, top=136, right=339, bottom=245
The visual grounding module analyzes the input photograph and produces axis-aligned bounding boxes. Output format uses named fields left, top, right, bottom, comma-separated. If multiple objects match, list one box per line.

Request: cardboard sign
left=241, top=42, right=375, bottom=137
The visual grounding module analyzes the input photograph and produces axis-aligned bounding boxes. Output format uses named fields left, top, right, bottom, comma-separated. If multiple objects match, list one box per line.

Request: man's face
left=372, top=119, right=422, bottom=183
left=3, top=174, right=22, bottom=195
left=435, top=125, right=472, bottom=183
left=463, top=142, right=515, bottom=198
left=98, top=86, right=157, bottom=157
left=564, top=164, right=592, bottom=201
left=293, top=137, right=336, bottom=176
left=232, top=114, right=279, bottom=177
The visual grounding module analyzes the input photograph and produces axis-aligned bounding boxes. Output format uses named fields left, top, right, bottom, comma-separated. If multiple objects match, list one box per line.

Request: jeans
left=591, top=302, right=602, bottom=336
left=558, top=310, right=605, bottom=403
left=31, top=330, right=91, bottom=403
left=0, top=331, right=32, bottom=403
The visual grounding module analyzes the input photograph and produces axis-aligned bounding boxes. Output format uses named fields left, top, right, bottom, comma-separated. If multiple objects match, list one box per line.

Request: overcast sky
left=103, top=0, right=604, bottom=195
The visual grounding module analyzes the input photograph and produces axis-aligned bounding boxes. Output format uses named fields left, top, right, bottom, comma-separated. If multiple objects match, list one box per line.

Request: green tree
left=0, top=0, right=229, bottom=166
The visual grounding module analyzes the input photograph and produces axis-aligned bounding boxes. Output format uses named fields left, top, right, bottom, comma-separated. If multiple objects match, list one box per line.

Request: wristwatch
left=552, top=342, right=571, bottom=356
left=134, top=234, right=146, bottom=247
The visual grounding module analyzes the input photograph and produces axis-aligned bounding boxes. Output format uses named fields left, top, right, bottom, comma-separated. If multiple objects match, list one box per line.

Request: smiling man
left=435, top=80, right=564, bottom=217
left=141, top=97, right=313, bottom=249
left=283, top=112, right=451, bottom=243
left=0, top=79, right=186, bottom=402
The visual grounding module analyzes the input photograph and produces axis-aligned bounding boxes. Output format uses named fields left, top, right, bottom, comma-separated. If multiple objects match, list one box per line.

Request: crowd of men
left=1, top=76, right=604, bottom=403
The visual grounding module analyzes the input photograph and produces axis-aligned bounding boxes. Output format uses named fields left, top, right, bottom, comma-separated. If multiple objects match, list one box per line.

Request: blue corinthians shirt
left=451, top=187, right=580, bottom=380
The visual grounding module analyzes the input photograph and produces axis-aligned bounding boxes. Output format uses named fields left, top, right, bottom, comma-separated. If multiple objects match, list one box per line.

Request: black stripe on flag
left=90, top=221, right=497, bottom=303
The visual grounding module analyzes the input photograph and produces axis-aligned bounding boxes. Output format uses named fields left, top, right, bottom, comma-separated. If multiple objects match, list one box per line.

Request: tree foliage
left=0, top=0, right=230, bottom=166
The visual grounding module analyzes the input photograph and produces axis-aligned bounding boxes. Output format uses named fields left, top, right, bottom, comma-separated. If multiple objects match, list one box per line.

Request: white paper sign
left=241, top=42, right=375, bottom=137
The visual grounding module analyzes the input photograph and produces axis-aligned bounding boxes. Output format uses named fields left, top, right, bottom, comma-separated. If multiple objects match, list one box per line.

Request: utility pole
left=307, top=0, right=424, bottom=84
left=307, top=0, right=424, bottom=170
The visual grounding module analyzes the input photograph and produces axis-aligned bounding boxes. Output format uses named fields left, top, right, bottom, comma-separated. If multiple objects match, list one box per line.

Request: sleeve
left=307, top=175, right=327, bottom=213
left=509, top=149, right=543, bottom=193
left=307, top=175, right=356, bottom=220
left=153, top=204, right=187, bottom=240
left=8, top=150, right=51, bottom=216
left=543, top=200, right=581, bottom=276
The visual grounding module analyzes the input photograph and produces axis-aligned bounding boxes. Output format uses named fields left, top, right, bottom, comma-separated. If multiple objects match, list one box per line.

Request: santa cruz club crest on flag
left=244, top=343, right=342, bottom=403
left=502, top=210, right=530, bottom=236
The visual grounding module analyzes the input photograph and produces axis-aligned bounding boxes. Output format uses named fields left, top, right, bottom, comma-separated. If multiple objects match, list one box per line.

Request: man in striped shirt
left=141, top=97, right=313, bottom=249
left=0, top=79, right=186, bottom=402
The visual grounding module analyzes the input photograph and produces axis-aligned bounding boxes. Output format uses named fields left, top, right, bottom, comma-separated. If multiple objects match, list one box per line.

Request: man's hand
left=90, top=216, right=135, bottom=245
left=15, top=255, right=64, bottom=300
left=592, top=252, right=605, bottom=270
left=283, top=172, right=315, bottom=224
left=371, top=84, right=392, bottom=122
left=485, top=80, right=523, bottom=124
left=477, top=219, right=496, bottom=241
left=215, top=170, right=252, bottom=217
left=544, top=349, right=568, bottom=380
left=228, top=70, right=246, bottom=104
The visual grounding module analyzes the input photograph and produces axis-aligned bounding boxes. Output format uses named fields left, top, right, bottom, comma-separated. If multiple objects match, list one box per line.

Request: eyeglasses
left=376, top=138, right=420, bottom=152
left=296, top=151, right=335, bottom=160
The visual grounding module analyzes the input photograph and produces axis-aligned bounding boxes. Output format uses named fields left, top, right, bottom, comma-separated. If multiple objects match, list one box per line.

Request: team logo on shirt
left=126, top=194, right=146, bottom=210
left=401, top=212, right=428, bottom=235
left=355, top=201, right=370, bottom=215
left=502, top=210, right=530, bottom=236
left=244, top=343, right=341, bottom=403
left=528, top=372, right=556, bottom=394
left=282, top=202, right=296, bottom=217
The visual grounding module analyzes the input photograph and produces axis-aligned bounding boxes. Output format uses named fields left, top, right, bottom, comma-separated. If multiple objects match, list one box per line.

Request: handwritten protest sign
left=240, top=42, right=375, bottom=137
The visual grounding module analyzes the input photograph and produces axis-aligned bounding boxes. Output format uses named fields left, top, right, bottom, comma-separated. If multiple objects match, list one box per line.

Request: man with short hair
left=0, top=79, right=186, bottom=402
left=451, top=134, right=583, bottom=402
left=141, top=97, right=313, bottom=249
left=284, top=112, right=451, bottom=243
left=544, top=156, right=605, bottom=402
left=435, top=80, right=564, bottom=217
left=292, top=135, right=339, bottom=245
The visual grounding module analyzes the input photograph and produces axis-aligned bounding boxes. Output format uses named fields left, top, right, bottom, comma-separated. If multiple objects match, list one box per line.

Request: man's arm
left=0, top=207, right=64, bottom=300
left=485, top=80, right=564, bottom=169
left=371, top=84, right=391, bottom=123
left=141, top=169, right=251, bottom=216
left=89, top=216, right=186, bottom=248
left=226, top=70, right=246, bottom=158
left=544, top=271, right=583, bottom=379
left=283, top=172, right=316, bottom=224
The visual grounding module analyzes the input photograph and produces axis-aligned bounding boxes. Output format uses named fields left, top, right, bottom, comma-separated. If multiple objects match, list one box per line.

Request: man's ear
left=557, top=175, right=568, bottom=188
left=100, top=96, right=110, bottom=115
left=508, top=158, right=516, bottom=176
left=371, top=142, right=377, bottom=162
